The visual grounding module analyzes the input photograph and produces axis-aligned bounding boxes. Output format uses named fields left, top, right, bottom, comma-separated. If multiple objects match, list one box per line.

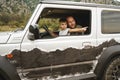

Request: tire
left=0, top=76, right=5, bottom=80
left=102, top=56, right=120, bottom=80
left=0, top=56, right=21, bottom=80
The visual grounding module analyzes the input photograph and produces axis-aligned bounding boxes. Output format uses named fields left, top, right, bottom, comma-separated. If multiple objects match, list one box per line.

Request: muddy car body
left=0, top=0, right=120, bottom=80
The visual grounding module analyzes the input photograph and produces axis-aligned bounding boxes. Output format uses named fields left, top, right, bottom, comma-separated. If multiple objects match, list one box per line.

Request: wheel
left=0, top=76, right=5, bottom=80
left=0, top=77, right=4, bottom=80
left=102, top=56, right=120, bottom=80
left=0, top=56, right=21, bottom=80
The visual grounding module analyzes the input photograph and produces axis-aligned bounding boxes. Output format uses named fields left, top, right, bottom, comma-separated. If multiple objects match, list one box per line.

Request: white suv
left=0, top=0, right=120, bottom=80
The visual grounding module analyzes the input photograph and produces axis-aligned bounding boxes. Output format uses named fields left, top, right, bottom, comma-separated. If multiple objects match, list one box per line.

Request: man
left=66, top=16, right=87, bottom=35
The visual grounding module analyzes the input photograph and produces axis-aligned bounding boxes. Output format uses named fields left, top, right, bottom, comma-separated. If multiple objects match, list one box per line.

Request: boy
left=59, top=18, right=70, bottom=36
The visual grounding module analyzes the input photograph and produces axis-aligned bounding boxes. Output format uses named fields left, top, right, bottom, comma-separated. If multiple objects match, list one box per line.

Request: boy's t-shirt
left=59, top=28, right=70, bottom=36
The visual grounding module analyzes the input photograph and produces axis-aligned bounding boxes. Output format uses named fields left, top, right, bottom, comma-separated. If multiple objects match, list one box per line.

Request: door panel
left=97, top=8, right=120, bottom=46
left=20, top=4, right=97, bottom=79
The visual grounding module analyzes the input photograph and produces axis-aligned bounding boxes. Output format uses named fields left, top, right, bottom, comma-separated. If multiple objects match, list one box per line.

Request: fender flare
left=0, top=56, right=20, bottom=80
left=94, top=45, right=120, bottom=79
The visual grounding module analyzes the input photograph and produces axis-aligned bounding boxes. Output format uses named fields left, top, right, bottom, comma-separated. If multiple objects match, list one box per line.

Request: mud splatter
left=10, top=39, right=119, bottom=78
left=11, top=39, right=119, bottom=68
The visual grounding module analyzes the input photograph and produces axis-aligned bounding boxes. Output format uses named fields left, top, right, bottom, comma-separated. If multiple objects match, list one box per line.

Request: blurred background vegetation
left=38, top=18, right=59, bottom=31
left=0, top=0, right=119, bottom=31
left=0, top=0, right=39, bottom=31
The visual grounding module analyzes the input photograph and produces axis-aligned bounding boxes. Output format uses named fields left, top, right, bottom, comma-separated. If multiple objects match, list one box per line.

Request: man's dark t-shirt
left=70, top=25, right=83, bottom=35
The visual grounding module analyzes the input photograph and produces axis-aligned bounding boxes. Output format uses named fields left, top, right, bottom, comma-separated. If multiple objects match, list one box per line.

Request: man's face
left=67, top=17, right=76, bottom=29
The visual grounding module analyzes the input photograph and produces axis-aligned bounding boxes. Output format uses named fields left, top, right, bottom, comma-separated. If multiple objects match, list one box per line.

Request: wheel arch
left=0, top=56, right=20, bottom=80
left=94, top=45, right=120, bottom=79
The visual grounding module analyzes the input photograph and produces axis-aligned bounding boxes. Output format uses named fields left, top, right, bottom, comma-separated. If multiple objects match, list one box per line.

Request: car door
left=20, top=3, right=97, bottom=79
left=97, top=8, right=120, bottom=48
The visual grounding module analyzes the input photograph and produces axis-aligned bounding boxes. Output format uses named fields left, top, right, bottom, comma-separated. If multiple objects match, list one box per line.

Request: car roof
left=40, top=0, right=120, bottom=9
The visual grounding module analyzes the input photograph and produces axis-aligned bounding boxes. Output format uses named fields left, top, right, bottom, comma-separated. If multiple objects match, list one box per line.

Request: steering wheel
left=42, top=25, right=53, bottom=37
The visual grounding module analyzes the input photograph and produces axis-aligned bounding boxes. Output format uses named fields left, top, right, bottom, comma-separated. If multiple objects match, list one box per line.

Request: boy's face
left=60, top=22, right=67, bottom=30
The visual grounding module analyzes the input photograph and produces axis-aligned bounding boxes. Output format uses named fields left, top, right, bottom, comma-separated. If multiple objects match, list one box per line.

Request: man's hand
left=81, top=27, right=88, bottom=32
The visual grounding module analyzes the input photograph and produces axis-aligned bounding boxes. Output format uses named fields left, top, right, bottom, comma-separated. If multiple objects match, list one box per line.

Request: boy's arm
left=49, top=31, right=58, bottom=37
left=68, top=27, right=87, bottom=33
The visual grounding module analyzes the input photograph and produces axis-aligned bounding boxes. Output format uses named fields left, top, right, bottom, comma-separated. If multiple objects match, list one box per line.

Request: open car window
left=36, top=8, right=91, bottom=39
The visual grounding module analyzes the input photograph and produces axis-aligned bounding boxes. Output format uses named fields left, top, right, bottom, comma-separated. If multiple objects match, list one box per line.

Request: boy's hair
left=59, top=18, right=67, bottom=23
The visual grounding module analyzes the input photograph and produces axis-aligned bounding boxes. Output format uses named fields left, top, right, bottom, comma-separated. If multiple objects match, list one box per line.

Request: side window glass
left=35, top=8, right=91, bottom=39
left=102, top=10, right=120, bottom=34
left=38, top=18, right=59, bottom=39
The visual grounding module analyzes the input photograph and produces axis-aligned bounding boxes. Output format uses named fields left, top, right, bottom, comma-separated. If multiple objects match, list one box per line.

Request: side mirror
left=28, top=25, right=40, bottom=40
left=28, top=32, right=35, bottom=40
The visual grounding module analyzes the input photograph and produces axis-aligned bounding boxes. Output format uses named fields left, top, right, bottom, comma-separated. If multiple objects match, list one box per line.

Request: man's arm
left=68, top=27, right=87, bottom=33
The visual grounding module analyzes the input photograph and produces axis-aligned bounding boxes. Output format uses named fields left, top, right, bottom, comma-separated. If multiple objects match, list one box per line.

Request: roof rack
left=39, top=0, right=78, bottom=2
left=39, top=0, right=120, bottom=9
left=40, top=0, right=76, bottom=1
left=40, top=0, right=120, bottom=5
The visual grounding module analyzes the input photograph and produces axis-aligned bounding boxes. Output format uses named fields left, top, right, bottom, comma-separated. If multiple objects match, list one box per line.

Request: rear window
left=102, top=10, right=120, bottom=34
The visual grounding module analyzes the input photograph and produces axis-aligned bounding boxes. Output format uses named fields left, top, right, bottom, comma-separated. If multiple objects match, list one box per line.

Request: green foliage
left=23, top=0, right=39, bottom=11
left=39, top=18, right=59, bottom=31
left=12, top=6, right=20, bottom=13
left=0, top=0, right=118, bottom=32
left=6, top=0, right=10, bottom=1
left=0, top=13, right=11, bottom=24
left=0, top=12, right=31, bottom=31
left=0, top=21, right=3, bottom=25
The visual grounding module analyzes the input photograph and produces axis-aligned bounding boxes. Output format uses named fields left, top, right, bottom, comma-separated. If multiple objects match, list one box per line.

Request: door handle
left=82, top=42, right=92, bottom=49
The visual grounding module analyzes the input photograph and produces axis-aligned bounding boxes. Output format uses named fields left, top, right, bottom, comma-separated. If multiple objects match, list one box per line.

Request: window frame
left=35, top=6, right=92, bottom=40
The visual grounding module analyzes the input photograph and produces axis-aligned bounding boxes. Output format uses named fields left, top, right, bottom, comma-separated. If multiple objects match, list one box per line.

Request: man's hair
left=66, top=16, right=75, bottom=21
left=59, top=18, right=67, bottom=23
